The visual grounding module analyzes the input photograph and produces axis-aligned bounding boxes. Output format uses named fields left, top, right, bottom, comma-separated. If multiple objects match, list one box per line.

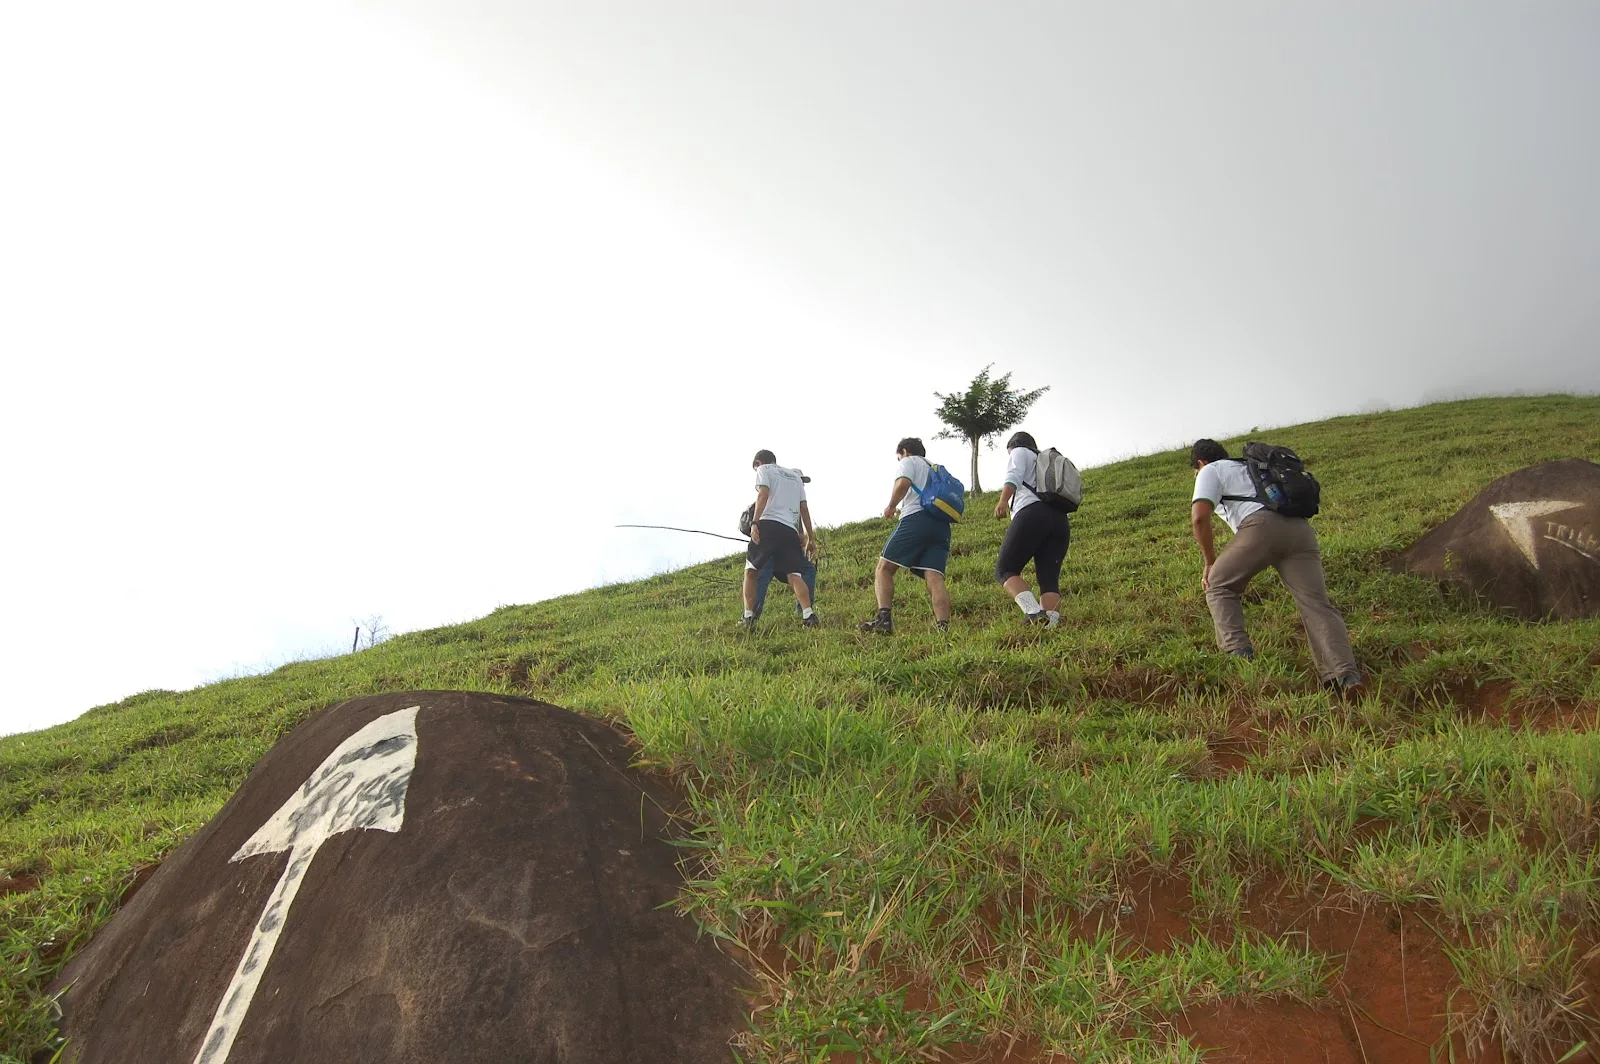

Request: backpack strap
left=1216, top=459, right=1262, bottom=504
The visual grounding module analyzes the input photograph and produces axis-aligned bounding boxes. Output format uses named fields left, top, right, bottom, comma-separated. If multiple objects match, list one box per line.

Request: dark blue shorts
left=881, top=510, right=952, bottom=577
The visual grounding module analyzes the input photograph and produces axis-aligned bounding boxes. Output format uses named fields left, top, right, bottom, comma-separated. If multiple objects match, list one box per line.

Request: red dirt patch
left=1448, top=679, right=1598, bottom=732
left=1, top=872, right=40, bottom=896
left=1207, top=725, right=1265, bottom=775
left=1071, top=870, right=1196, bottom=953
left=1080, top=669, right=1185, bottom=705
left=934, top=1037, right=1074, bottom=1063
left=1173, top=998, right=1357, bottom=1064
left=1237, top=884, right=1493, bottom=1064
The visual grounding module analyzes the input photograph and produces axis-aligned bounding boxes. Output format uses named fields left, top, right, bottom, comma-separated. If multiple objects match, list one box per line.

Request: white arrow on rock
left=1489, top=501, right=1581, bottom=569
left=192, top=707, right=420, bottom=1064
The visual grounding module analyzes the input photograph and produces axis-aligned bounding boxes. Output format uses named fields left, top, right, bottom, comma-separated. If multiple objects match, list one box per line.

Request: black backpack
left=1221, top=442, right=1321, bottom=518
left=738, top=504, right=755, bottom=537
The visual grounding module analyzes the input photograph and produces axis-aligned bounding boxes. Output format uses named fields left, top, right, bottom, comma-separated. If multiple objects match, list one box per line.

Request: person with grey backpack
left=992, top=431, right=1080, bottom=627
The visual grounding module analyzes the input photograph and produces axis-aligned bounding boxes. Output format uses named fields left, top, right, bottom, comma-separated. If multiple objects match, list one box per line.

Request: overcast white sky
left=3, top=2, right=1597, bottom=735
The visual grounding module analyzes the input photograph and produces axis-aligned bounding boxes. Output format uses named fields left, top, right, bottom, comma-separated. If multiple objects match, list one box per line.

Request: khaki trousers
left=1205, top=511, right=1357, bottom=682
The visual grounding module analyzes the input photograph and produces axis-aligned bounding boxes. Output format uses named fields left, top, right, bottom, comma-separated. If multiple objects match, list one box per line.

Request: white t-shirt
left=754, top=463, right=808, bottom=530
left=1003, top=447, right=1041, bottom=515
left=1192, top=459, right=1263, bottom=532
left=894, top=455, right=931, bottom=516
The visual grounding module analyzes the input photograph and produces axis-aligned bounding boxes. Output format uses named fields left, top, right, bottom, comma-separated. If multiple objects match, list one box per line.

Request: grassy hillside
left=4, top=394, right=1599, bottom=1063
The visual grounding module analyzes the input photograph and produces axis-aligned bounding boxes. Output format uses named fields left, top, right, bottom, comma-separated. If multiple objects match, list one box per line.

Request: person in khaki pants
left=1188, top=439, right=1364, bottom=694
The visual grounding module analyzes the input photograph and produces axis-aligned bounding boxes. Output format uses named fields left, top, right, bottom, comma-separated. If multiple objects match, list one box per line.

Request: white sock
left=802, top=607, right=814, bottom=619
left=1046, top=610, right=1061, bottom=628
left=1015, top=591, right=1041, bottom=614
left=743, top=609, right=754, bottom=619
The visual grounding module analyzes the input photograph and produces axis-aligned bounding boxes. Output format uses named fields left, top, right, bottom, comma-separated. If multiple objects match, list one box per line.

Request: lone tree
left=933, top=365, right=1049, bottom=494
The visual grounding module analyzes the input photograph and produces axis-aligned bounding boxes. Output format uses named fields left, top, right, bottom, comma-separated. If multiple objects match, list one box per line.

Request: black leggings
left=995, top=503, right=1071, bottom=594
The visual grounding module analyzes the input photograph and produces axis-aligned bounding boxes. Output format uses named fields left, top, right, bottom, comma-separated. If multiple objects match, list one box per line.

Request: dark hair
left=752, top=449, right=777, bottom=466
left=1005, top=431, right=1038, bottom=452
left=1189, top=439, right=1229, bottom=467
left=896, top=437, right=926, bottom=458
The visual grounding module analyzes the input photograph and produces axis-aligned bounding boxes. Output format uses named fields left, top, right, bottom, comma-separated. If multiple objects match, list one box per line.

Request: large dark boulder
left=52, top=691, right=748, bottom=1064
left=1396, top=459, right=1600, bottom=620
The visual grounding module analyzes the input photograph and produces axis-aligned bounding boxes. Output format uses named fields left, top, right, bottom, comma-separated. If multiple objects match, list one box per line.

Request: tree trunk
left=968, top=436, right=982, bottom=494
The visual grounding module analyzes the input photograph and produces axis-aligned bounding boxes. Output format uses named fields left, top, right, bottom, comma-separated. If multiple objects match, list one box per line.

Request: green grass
left=4, top=394, right=1599, bottom=1063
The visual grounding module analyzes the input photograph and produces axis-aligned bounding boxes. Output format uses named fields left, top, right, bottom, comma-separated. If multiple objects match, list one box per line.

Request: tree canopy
left=933, top=365, right=1049, bottom=494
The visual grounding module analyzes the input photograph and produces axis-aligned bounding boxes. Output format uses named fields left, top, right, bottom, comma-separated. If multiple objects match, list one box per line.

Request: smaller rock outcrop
left=1396, top=458, right=1600, bottom=620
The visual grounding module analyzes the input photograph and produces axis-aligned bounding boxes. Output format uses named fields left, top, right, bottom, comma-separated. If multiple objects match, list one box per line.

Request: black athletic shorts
left=995, top=501, right=1071, bottom=593
left=747, top=519, right=809, bottom=578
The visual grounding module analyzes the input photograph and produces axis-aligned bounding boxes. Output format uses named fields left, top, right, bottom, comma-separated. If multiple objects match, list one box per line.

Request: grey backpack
left=1031, top=447, right=1083, bottom=514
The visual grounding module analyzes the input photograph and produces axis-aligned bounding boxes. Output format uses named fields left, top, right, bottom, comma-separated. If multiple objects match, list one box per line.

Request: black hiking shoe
left=1228, top=648, right=1255, bottom=662
left=736, top=616, right=757, bottom=632
left=858, top=613, right=894, bottom=635
left=934, top=619, right=950, bottom=634
left=801, top=613, right=820, bottom=628
left=1324, top=672, right=1365, bottom=697
left=1024, top=610, right=1048, bottom=626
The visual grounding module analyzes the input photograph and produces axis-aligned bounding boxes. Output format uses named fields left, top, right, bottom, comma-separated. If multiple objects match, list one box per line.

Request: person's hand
left=993, top=500, right=1007, bottom=519
left=749, top=523, right=761, bottom=545
left=1200, top=563, right=1212, bottom=591
left=805, top=535, right=820, bottom=561
left=882, top=504, right=897, bottom=520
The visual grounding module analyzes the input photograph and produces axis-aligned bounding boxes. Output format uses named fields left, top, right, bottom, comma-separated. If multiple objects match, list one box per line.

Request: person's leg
left=750, top=560, right=775, bottom=619
left=1036, top=514, right=1070, bottom=619
left=874, top=558, right=897, bottom=609
left=855, top=558, right=899, bottom=632
left=742, top=568, right=758, bottom=613
left=925, top=570, right=952, bottom=623
left=796, top=557, right=817, bottom=617
left=1274, top=521, right=1360, bottom=684
left=786, top=572, right=813, bottom=610
left=995, top=507, right=1047, bottom=619
left=1204, top=514, right=1276, bottom=656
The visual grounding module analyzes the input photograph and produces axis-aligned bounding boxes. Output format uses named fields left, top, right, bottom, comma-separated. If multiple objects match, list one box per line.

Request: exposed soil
left=1069, top=869, right=1197, bottom=953
left=932, top=1038, right=1073, bottom=1063
left=1451, top=679, right=1600, bottom=732
left=1, top=873, right=41, bottom=896
left=1197, top=682, right=1599, bottom=780
left=1206, top=724, right=1266, bottom=775
left=1069, top=869, right=1469, bottom=1062
left=739, top=866, right=1600, bottom=1062
left=1172, top=998, right=1356, bottom=1064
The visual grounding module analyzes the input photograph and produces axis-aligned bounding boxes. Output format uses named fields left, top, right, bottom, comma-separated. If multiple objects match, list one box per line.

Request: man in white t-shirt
left=858, top=437, right=953, bottom=634
left=741, top=449, right=818, bottom=629
left=1189, top=438, right=1362, bottom=693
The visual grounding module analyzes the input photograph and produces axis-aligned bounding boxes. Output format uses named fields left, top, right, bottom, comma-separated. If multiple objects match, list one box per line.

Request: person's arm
left=883, top=478, right=911, bottom=520
left=1191, top=499, right=1218, bottom=589
left=799, top=499, right=815, bottom=540
left=994, top=483, right=1016, bottom=519
left=750, top=484, right=770, bottom=543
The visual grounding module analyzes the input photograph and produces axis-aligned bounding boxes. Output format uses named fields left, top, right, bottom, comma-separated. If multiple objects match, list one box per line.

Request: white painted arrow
left=192, top=707, right=420, bottom=1064
left=1489, top=501, right=1581, bottom=569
